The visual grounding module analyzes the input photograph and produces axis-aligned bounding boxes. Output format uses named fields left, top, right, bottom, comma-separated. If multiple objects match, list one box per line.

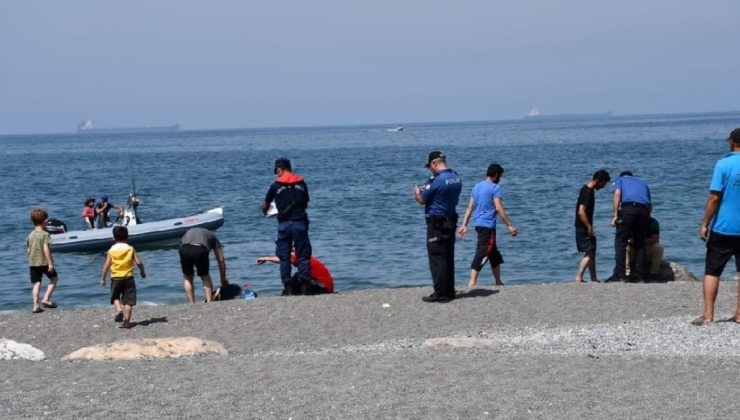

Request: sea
left=1, top=112, right=738, bottom=311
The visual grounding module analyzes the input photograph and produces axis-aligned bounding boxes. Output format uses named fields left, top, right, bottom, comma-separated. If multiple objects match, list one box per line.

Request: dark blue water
left=1, top=113, right=738, bottom=311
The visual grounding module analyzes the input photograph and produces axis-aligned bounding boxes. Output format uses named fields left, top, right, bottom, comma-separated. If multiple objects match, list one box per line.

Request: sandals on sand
left=727, top=316, right=740, bottom=324
left=41, top=302, right=57, bottom=309
left=32, top=308, right=44, bottom=314
left=691, top=316, right=712, bottom=326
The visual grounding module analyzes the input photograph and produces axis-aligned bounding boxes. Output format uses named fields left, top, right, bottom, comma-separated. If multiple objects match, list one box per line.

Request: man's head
left=100, top=195, right=109, bottom=202
left=486, top=163, right=504, bottom=182
left=619, top=171, right=633, bottom=177
left=424, top=151, right=447, bottom=172
left=274, top=158, right=292, bottom=175
left=592, top=169, right=611, bottom=189
left=30, top=208, right=48, bottom=226
left=85, top=197, right=95, bottom=207
left=729, top=128, right=740, bottom=150
left=112, top=225, right=129, bottom=242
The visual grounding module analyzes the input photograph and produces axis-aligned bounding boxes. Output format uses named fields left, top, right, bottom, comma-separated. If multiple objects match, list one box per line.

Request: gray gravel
left=2, top=281, right=740, bottom=419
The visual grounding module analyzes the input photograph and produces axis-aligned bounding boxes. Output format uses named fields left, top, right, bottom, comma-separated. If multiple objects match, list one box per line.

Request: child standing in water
left=25, top=208, right=59, bottom=313
left=100, top=226, right=146, bottom=329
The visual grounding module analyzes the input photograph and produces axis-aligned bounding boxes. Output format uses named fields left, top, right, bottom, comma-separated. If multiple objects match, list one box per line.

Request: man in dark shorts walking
left=414, top=151, right=462, bottom=302
left=574, top=170, right=611, bottom=282
left=607, top=171, right=652, bottom=282
left=693, top=128, right=740, bottom=325
left=179, top=227, right=228, bottom=303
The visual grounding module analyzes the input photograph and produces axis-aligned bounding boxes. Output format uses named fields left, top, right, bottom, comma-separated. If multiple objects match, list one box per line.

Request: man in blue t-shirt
left=414, top=151, right=462, bottom=302
left=606, top=171, right=652, bottom=282
left=262, top=158, right=312, bottom=296
left=458, top=164, right=517, bottom=287
left=693, top=128, right=740, bottom=325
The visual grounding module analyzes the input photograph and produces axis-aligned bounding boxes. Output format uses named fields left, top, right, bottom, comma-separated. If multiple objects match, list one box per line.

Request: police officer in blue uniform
left=414, top=151, right=462, bottom=302
left=608, top=171, right=652, bottom=282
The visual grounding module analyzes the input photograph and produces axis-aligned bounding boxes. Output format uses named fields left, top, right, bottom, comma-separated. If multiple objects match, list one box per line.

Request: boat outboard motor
left=44, top=219, right=68, bottom=234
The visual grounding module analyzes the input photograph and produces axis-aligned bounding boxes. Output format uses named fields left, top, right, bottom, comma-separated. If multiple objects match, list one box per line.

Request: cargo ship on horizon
left=524, top=107, right=612, bottom=121
left=76, top=120, right=180, bottom=134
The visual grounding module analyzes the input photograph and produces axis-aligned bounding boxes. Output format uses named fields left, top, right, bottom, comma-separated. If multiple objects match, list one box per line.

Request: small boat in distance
left=387, top=125, right=404, bottom=132
left=524, top=108, right=612, bottom=121
left=77, top=119, right=180, bottom=134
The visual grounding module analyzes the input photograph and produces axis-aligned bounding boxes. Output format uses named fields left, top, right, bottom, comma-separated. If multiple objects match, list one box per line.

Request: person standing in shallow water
left=458, top=163, right=517, bottom=287
left=574, top=170, right=611, bottom=283
left=414, top=151, right=462, bottom=303
left=262, top=158, right=312, bottom=296
left=693, top=128, right=740, bottom=325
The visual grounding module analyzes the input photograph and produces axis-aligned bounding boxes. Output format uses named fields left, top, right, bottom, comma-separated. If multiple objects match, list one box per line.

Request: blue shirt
left=471, top=180, right=503, bottom=229
left=615, top=175, right=651, bottom=205
left=421, top=169, right=462, bottom=218
left=709, top=152, right=740, bottom=235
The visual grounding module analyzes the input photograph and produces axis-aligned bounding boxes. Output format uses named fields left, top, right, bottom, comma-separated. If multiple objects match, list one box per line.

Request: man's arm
left=43, top=242, right=55, bottom=272
left=256, top=256, right=281, bottom=264
left=100, top=253, right=112, bottom=286
left=611, top=189, right=621, bottom=226
left=414, top=184, right=426, bottom=205
left=133, top=251, right=146, bottom=279
left=214, top=247, right=228, bottom=286
left=700, top=191, right=722, bottom=242
left=577, top=204, right=594, bottom=237
left=494, top=197, right=517, bottom=236
left=457, top=198, right=474, bottom=237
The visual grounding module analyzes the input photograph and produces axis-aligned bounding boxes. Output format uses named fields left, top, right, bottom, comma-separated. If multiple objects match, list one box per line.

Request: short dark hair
left=487, top=163, right=504, bottom=178
left=274, top=158, right=292, bottom=174
left=592, top=169, right=611, bottom=182
left=619, top=171, right=633, bottom=177
left=113, top=226, right=129, bottom=242
left=30, top=208, right=48, bottom=226
left=730, top=128, right=740, bottom=144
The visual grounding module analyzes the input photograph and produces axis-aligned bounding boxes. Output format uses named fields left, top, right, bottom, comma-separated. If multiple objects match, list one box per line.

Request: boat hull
left=51, top=208, right=224, bottom=253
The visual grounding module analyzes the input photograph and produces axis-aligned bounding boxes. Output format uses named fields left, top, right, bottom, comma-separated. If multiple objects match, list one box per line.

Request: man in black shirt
left=574, top=170, right=611, bottom=282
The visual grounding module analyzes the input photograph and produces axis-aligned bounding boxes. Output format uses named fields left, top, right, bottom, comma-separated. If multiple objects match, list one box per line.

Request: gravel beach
left=2, top=281, right=740, bottom=419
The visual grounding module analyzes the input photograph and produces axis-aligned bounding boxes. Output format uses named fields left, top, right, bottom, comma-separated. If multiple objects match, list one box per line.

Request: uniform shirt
left=108, top=242, right=135, bottom=279
left=421, top=169, right=462, bottom=218
left=264, top=172, right=310, bottom=223
left=574, top=184, right=595, bottom=229
left=25, top=230, right=51, bottom=266
left=615, top=175, right=651, bottom=205
left=471, top=180, right=503, bottom=229
left=709, top=152, right=740, bottom=235
left=180, top=227, right=221, bottom=250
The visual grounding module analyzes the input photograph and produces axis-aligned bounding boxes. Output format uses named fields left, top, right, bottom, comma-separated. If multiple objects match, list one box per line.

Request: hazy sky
left=1, top=0, right=739, bottom=134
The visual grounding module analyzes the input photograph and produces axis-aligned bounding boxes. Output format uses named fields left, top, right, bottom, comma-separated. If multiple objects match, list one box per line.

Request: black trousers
left=614, top=205, right=650, bottom=277
left=426, top=216, right=457, bottom=298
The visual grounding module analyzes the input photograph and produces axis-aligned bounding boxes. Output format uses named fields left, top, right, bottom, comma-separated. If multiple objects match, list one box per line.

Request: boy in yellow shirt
left=101, top=226, right=146, bottom=329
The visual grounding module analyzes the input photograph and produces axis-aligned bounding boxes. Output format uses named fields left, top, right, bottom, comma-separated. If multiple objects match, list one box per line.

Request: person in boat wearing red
left=81, top=197, right=95, bottom=229
left=261, top=158, right=312, bottom=295
left=256, top=252, right=334, bottom=295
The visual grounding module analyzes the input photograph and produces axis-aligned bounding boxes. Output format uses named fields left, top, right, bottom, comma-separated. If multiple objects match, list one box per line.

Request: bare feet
left=495, top=282, right=504, bottom=286
left=575, top=278, right=584, bottom=283
left=590, top=279, right=600, bottom=283
left=467, top=282, right=478, bottom=288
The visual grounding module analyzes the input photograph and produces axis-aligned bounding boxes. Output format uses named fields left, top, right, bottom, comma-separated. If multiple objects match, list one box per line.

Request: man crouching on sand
left=693, top=128, right=740, bottom=325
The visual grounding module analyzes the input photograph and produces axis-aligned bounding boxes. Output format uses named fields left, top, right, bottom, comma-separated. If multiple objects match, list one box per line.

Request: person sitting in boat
left=81, top=197, right=95, bottom=229
left=256, top=251, right=334, bottom=295
left=95, top=195, right=124, bottom=229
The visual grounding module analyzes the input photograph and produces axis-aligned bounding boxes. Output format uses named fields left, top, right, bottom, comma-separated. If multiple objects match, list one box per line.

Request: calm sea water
left=1, top=113, right=738, bottom=311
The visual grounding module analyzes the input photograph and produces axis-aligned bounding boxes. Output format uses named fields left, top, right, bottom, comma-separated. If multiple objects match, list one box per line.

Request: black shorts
left=575, top=226, right=597, bottom=253
left=471, top=227, right=504, bottom=271
left=29, top=266, right=58, bottom=284
left=110, top=277, right=137, bottom=306
left=179, top=244, right=209, bottom=276
left=705, top=232, right=740, bottom=277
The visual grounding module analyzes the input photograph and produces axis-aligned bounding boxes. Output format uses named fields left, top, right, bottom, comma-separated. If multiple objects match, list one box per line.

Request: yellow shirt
left=108, top=242, right=134, bottom=279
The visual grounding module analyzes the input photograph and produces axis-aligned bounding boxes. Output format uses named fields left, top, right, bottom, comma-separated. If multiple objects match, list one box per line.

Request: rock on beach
left=61, top=337, right=227, bottom=361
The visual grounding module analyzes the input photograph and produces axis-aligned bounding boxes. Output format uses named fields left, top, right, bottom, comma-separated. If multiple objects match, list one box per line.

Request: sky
left=1, top=0, right=739, bottom=134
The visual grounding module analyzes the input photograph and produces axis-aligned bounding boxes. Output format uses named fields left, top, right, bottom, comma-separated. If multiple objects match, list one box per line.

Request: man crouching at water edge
left=574, top=170, right=611, bottom=283
left=179, top=227, right=228, bottom=303
left=693, top=128, right=740, bottom=326
left=414, top=151, right=462, bottom=303
left=262, top=158, right=312, bottom=296
left=458, top=163, right=518, bottom=287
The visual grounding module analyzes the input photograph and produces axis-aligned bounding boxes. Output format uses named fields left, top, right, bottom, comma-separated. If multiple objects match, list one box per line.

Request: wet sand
left=2, top=281, right=740, bottom=419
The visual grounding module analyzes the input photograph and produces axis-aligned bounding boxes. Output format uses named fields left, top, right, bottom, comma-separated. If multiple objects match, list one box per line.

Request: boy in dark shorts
left=101, top=226, right=146, bottom=329
left=574, top=170, right=611, bottom=282
left=25, top=208, right=59, bottom=313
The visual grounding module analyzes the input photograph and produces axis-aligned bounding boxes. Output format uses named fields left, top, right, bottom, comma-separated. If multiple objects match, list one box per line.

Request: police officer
left=414, top=151, right=462, bottom=302
left=607, top=171, right=652, bottom=282
left=262, top=158, right=312, bottom=295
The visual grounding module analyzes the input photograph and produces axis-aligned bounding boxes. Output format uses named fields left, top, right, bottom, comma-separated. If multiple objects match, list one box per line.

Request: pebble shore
left=2, top=281, right=740, bottom=418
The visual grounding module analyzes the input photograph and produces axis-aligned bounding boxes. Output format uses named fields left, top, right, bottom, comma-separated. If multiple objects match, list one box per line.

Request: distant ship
left=525, top=107, right=612, bottom=121
left=76, top=120, right=180, bottom=133
left=387, top=124, right=404, bottom=132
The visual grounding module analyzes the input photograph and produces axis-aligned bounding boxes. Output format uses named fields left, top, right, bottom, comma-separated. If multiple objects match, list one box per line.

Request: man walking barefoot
left=574, top=170, right=611, bottom=282
left=693, top=128, right=740, bottom=325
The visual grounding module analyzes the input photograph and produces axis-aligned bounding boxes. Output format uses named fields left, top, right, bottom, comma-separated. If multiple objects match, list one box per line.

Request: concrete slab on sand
left=2, top=282, right=740, bottom=418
